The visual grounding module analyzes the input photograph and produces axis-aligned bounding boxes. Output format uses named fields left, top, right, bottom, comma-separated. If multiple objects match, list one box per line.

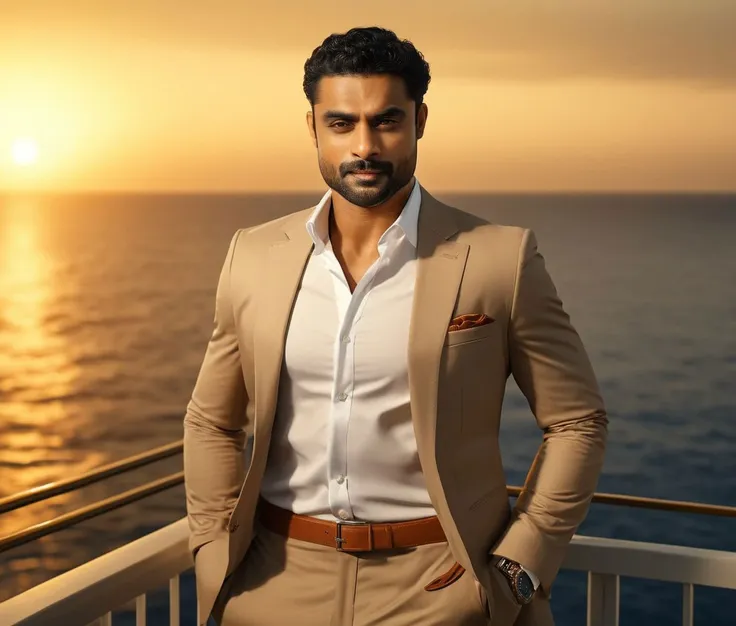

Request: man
left=184, top=26, right=608, bottom=626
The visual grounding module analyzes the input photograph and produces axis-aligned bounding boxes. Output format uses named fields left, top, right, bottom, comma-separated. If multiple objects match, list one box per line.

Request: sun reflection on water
left=0, top=198, right=106, bottom=572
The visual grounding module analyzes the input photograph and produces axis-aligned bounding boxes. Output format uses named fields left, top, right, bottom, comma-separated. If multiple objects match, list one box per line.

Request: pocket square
left=448, top=313, right=494, bottom=332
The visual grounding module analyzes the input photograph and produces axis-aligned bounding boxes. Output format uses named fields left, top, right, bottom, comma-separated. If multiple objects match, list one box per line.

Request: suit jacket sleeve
left=492, top=228, right=608, bottom=595
left=183, top=228, right=248, bottom=558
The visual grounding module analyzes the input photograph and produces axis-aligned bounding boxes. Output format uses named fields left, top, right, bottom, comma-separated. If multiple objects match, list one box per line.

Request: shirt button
left=338, top=509, right=349, bottom=520
left=337, top=392, right=348, bottom=402
left=341, top=335, right=351, bottom=344
left=336, top=474, right=345, bottom=484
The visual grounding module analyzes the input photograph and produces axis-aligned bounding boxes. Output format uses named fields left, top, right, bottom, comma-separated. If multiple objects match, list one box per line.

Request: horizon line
left=2, top=188, right=736, bottom=196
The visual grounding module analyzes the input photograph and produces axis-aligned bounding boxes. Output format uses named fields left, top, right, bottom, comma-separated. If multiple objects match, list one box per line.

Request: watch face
left=516, top=572, right=535, bottom=601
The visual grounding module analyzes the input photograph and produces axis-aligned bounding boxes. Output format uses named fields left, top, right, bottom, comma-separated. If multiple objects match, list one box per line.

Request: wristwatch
left=495, top=557, right=536, bottom=605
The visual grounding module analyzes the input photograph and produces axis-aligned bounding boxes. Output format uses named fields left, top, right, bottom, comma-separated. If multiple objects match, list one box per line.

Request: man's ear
left=416, top=103, right=428, bottom=140
left=306, top=109, right=318, bottom=148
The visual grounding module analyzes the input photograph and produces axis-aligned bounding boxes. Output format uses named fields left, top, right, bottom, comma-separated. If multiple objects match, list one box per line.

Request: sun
left=12, top=138, right=39, bottom=166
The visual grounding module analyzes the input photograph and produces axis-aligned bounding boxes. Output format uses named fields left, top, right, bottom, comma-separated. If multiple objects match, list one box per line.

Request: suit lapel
left=408, top=187, right=469, bottom=498
left=230, top=214, right=314, bottom=576
left=251, top=216, right=314, bottom=469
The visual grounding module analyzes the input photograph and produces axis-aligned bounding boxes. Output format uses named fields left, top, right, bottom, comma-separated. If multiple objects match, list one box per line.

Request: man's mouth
left=350, top=170, right=383, bottom=178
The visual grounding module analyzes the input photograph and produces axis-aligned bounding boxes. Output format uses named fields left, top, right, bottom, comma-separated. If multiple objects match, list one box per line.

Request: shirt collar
left=306, top=178, right=421, bottom=255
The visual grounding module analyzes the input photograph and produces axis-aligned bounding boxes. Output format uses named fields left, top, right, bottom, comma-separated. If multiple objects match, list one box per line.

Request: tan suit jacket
left=183, top=186, right=608, bottom=626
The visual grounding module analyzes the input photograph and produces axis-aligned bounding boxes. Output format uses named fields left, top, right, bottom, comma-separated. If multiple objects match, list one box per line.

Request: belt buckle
left=335, top=519, right=371, bottom=552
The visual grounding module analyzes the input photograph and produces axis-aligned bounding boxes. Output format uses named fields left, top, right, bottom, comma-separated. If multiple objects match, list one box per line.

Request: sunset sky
left=1, top=1, right=735, bottom=192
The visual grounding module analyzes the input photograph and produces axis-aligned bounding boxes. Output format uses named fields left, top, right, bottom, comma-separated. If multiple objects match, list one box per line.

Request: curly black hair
left=303, top=27, right=431, bottom=113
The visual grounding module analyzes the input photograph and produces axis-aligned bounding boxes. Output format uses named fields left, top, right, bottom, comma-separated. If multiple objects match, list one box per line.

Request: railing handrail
left=506, top=486, right=736, bottom=518
left=565, top=534, right=736, bottom=590
left=2, top=439, right=735, bottom=520
left=0, top=472, right=184, bottom=553
left=0, top=440, right=183, bottom=515
left=1, top=477, right=734, bottom=557
left=1, top=439, right=734, bottom=557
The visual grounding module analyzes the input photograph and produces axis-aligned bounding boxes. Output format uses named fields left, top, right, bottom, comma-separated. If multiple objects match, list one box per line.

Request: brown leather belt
left=258, top=498, right=447, bottom=553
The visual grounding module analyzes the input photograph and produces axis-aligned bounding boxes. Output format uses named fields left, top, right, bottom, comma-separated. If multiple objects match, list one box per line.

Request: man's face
left=307, top=75, right=427, bottom=208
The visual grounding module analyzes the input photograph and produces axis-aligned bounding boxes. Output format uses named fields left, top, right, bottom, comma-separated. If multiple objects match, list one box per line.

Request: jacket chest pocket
left=444, top=321, right=497, bottom=347
left=443, top=323, right=507, bottom=437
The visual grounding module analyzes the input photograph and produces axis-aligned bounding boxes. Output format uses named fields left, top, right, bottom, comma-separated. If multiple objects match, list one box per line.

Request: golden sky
left=1, top=0, right=735, bottom=192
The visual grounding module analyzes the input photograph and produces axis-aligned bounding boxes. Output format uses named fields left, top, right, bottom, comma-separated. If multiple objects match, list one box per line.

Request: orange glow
left=0, top=3, right=734, bottom=192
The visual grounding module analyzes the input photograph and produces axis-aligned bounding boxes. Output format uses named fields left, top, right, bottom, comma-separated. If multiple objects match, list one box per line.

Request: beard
left=318, top=148, right=417, bottom=208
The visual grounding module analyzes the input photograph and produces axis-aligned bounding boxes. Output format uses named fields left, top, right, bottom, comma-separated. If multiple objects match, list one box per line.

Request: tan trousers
left=213, top=521, right=494, bottom=626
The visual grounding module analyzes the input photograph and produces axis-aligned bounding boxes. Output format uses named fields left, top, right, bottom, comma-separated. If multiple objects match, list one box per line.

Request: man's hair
left=303, top=27, right=431, bottom=113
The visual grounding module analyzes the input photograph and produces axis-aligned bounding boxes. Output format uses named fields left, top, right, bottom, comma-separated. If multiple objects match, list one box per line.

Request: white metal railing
left=0, top=518, right=191, bottom=626
left=565, top=534, right=736, bottom=625
left=1, top=517, right=735, bottom=626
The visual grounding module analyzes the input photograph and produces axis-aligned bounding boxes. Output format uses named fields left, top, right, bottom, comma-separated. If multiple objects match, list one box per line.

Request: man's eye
left=331, top=121, right=350, bottom=129
left=378, top=119, right=397, bottom=126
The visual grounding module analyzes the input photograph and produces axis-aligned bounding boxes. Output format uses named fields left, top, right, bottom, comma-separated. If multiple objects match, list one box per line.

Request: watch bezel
left=513, top=570, right=535, bottom=603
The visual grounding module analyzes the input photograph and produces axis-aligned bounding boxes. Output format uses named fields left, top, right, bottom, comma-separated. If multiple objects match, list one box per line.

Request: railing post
left=682, top=583, right=694, bottom=626
left=170, top=575, right=181, bottom=626
left=587, top=572, right=620, bottom=626
left=136, top=594, right=146, bottom=626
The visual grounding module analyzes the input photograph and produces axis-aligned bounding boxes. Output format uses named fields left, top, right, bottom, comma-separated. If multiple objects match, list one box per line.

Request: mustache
left=340, top=160, right=393, bottom=177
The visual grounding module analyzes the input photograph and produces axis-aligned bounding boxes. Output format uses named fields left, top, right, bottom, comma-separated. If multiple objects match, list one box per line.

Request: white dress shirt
left=260, top=178, right=435, bottom=522
left=258, top=178, right=540, bottom=589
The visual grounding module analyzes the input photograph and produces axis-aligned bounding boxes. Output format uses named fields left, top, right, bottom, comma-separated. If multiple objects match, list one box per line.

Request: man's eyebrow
left=374, top=106, right=407, bottom=120
left=322, top=110, right=359, bottom=122
left=321, top=106, right=407, bottom=123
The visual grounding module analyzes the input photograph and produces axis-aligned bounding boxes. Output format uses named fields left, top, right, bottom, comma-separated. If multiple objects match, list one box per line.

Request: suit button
left=229, top=521, right=239, bottom=532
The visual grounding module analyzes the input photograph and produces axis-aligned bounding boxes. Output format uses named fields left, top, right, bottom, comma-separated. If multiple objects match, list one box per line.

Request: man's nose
left=351, top=124, right=380, bottom=160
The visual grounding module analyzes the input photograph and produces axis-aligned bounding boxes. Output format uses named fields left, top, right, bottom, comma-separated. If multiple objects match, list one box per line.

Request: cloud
left=424, top=1, right=736, bottom=87
left=3, top=0, right=736, bottom=86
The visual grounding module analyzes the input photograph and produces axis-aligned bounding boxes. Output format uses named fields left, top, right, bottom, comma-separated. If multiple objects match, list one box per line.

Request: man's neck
left=329, top=179, right=414, bottom=258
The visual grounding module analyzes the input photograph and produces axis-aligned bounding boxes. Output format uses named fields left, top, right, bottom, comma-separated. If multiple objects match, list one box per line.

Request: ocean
left=0, top=192, right=734, bottom=625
